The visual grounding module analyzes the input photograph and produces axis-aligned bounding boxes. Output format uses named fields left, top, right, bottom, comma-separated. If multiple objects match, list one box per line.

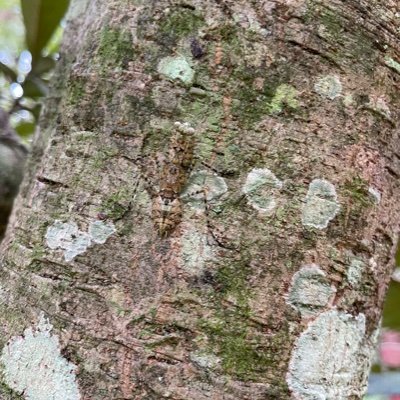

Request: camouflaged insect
left=151, top=122, right=195, bottom=237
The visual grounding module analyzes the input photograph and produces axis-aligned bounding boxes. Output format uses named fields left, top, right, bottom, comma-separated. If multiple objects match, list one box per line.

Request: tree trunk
left=0, top=0, right=399, bottom=399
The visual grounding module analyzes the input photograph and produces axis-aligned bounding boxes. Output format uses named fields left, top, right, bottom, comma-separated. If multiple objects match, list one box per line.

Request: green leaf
left=31, top=56, right=55, bottom=75
left=21, top=0, right=70, bottom=59
left=30, top=104, right=42, bottom=120
left=15, top=121, right=36, bottom=137
left=0, top=62, right=17, bottom=81
left=44, top=25, right=64, bottom=55
left=22, top=76, right=48, bottom=98
left=0, top=0, right=25, bottom=57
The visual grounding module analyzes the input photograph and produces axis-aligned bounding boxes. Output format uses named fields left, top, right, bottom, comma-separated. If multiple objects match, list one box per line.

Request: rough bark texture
left=0, top=0, right=400, bottom=399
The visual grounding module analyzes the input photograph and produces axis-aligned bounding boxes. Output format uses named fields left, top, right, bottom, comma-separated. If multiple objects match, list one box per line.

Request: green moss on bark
left=343, top=177, right=373, bottom=210
left=158, top=8, right=204, bottom=47
left=305, top=2, right=377, bottom=72
left=199, top=310, right=272, bottom=380
left=0, top=380, right=24, bottom=400
left=98, top=27, right=135, bottom=68
left=66, top=78, right=86, bottom=106
left=101, top=189, right=132, bottom=220
left=195, top=258, right=279, bottom=380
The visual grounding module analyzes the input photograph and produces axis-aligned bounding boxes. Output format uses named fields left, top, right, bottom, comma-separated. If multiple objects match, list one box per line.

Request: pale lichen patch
left=45, top=221, right=79, bottom=250
left=302, top=179, right=340, bottom=229
left=190, top=351, right=220, bottom=370
left=314, top=75, right=342, bottom=99
left=287, top=264, right=336, bottom=317
left=45, top=221, right=91, bottom=262
left=0, top=314, right=80, bottom=400
left=88, top=220, right=116, bottom=244
left=346, top=258, right=365, bottom=287
left=242, top=168, right=283, bottom=213
left=342, top=93, right=354, bottom=107
left=45, top=220, right=116, bottom=261
left=63, top=232, right=91, bottom=262
left=180, top=227, right=213, bottom=274
left=287, top=310, right=369, bottom=399
left=174, top=121, right=195, bottom=135
left=384, top=56, right=400, bottom=74
left=181, top=171, right=228, bottom=210
left=157, top=55, right=194, bottom=85
left=368, top=187, right=381, bottom=204
left=268, top=84, right=299, bottom=114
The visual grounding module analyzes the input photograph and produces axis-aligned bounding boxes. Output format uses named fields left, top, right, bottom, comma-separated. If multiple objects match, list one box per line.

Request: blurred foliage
left=382, top=282, right=400, bottom=330
left=21, top=0, right=69, bottom=59
left=382, top=244, right=400, bottom=330
left=0, top=0, right=69, bottom=138
left=0, top=0, right=24, bottom=54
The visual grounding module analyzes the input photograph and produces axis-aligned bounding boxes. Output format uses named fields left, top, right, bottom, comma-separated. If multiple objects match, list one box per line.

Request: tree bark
left=0, top=0, right=399, bottom=399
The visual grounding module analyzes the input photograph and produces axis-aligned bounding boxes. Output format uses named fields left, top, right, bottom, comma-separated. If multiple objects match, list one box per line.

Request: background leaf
left=31, top=56, right=55, bottom=75
left=14, top=120, right=35, bottom=137
left=21, top=0, right=69, bottom=60
left=21, top=76, right=48, bottom=98
left=0, top=62, right=17, bottom=81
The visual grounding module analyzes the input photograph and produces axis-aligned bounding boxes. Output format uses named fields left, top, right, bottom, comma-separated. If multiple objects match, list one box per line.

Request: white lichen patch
left=342, top=93, right=354, bottom=107
left=368, top=187, right=381, bottom=204
left=190, top=351, right=220, bottom=370
left=63, top=232, right=91, bottom=262
left=242, top=168, right=283, bottom=213
left=287, top=264, right=336, bottom=317
left=45, top=221, right=90, bottom=262
left=314, top=75, right=342, bottom=99
left=181, top=228, right=213, bottom=274
left=181, top=171, right=228, bottom=210
left=45, top=220, right=116, bottom=262
left=88, top=220, right=116, bottom=244
left=45, top=221, right=80, bottom=250
left=302, top=179, right=340, bottom=229
left=346, top=258, right=365, bottom=287
left=287, top=310, right=367, bottom=399
left=174, top=121, right=195, bottom=135
left=385, top=56, right=400, bottom=74
left=1, top=314, right=80, bottom=400
left=157, top=55, right=194, bottom=85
